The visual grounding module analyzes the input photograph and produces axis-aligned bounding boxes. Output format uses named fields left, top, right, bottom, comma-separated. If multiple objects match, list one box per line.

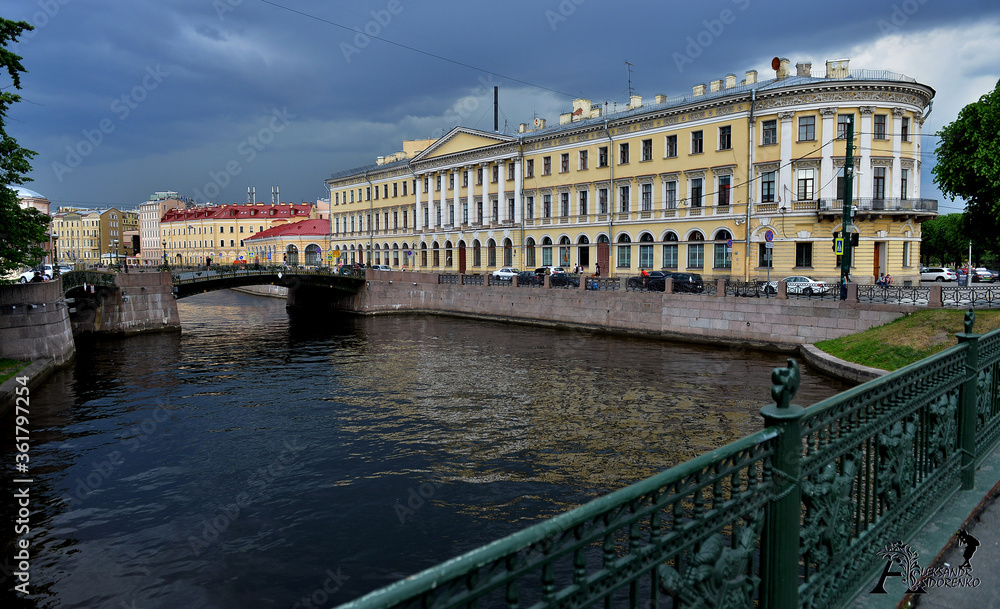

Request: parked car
left=920, top=267, right=958, bottom=282
left=973, top=268, right=995, bottom=283
left=492, top=267, right=519, bottom=279
left=533, top=266, right=569, bottom=276
left=371, top=264, right=392, bottom=271
left=764, top=275, right=829, bottom=295
left=549, top=273, right=580, bottom=288
left=18, top=264, right=54, bottom=283
left=57, top=265, right=73, bottom=275
left=515, top=270, right=542, bottom=285
left=668, top=272, right=705, bottom=294
left=627, top=271, right=670, bottom=292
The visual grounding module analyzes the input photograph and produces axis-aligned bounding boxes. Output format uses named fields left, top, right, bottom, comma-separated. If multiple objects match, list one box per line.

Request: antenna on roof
left=625, top=61, right=634, bottom=99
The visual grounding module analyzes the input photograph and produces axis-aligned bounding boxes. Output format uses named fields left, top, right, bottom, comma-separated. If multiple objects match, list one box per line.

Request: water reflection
left=0, top=290, right=848, bottom=608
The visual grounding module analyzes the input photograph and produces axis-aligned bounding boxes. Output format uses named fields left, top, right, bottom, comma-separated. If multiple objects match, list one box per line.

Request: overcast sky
left=3, top=0, right=998, bottom=213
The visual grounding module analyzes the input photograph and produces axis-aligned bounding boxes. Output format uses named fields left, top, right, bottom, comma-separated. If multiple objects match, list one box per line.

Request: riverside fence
left=335, top=309, right=1000, bottom=609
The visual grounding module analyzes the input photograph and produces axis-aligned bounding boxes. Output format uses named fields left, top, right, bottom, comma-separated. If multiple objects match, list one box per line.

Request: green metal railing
left=336, top=310, right=1000, bottom=609
left=61, top=270, right=118, bottom=293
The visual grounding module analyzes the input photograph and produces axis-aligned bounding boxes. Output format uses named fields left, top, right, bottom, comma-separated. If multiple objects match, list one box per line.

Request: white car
left=371, top=264, right=392, bottom=271
left=491, top=267, right=520, bottom=279
left=18, top=264, right=55, bottom=282
left=764, top=275, right=830, bottom=295
left=920, top=267, right=957, bottom=282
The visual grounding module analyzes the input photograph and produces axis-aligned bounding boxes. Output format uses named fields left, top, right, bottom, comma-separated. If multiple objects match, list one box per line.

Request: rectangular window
left=662, top=243, right=678, bottom=268
left=560, top=153, right=569, bottom=173
left=526, top=196, right=534, bottom=219
left=797, top=169, right=815, bottom=201
left=687, top=243, right=704, bottom=269
left=903, top=241, right=911, bottom=267
left=542, top=245, right=552, bottom=266
left=579, top=150, right=588, bottom=170
left=691, top=130, right=703, bottom=154
left=526, top=159, right=534, bottom=178
left=798, top=116, right=816, bottom=141
left=837, top=114, right=853, bottom=139
left=690, top=178, right=703, bottom=207
left=836, top=168, right=846, bottom=200
left=598, top=188, right=608, bottom=214
left=436, top=175, right=441, bottom=190
left=795, top=242, right=813, bottom=268
left=900, top=169, right=909, bottom=200
left=402, top=181, right=407, bottom=196
left=718, top=175, right=731, bottom=206
left=579, top=190, right=588, bottom=216
left=901, top=117, right=910, bottom=142
left=384, top=184, right=389, bottom=198
left=436, top=206, right=442, bottom=226
left=641, top=183, right=652, bottom=211
left=617, top=243, right=631, bottom=268
left=449, top=174, right=454, bottom=189
left=758, top=243, right=773, bottom=268
left=393, top=211, right=398, bottom=228
left=393, top=183, right=398, bottom=197
left=560, top=192, right=569, bottom=216
left=423, top=208, right=429, bottom=227
left=665, top=135, right=678, bottom=158
left=462, top=202, right=468, bottom=224
left=476, top=201, right=483, bottom=223
left=761, top=171, right=776, bottom=203
left=714, top=243, right=731, bottom=269
left=642, top=138, right=652, bottom=161
left=477, top=168, right=483, bottom=184
left=639, top=243, right=654, bottom=268
left=874, top=114, right=887, bottom=139
left=491, top=200, right=498, bottom=222
left=543, top=156, right=551, bottom=175
left=873, top=166, right=886, bottom=199
left=665, top=181, right=677, bottom=208
left=508, top=163, right=515, bottom=181
left=619, top=185, right=630, bottom=212
left=762, top=120, right=777, bottom=145
left=423, top=176, right=430, bottom=192
left=619, top=143, right=629, bottom=164
left=598, top=146, right=608, bottom=167
left=492, top=165, right=499, bottom=183
left=367, top=187, right=372, bottom=201
left=543, top=194, right=551, bottom=218
left=718, top=126, right=731, bottom=150
left=462, top=171, right=468, bottom=187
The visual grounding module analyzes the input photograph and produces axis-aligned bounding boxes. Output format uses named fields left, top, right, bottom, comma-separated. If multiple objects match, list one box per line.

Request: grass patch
left=814, top=310, right=1000, bottom=371
left=0, top=358, right=30, bottom=385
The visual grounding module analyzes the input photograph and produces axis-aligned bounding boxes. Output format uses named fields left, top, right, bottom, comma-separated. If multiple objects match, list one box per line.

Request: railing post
left=956, top=308, right=980, bottom=490
left=759, top=358, right=804, bottom=609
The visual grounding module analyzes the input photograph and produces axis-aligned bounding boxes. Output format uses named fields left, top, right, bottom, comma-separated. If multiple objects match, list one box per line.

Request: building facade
left=139, top=192, right=189, bottom=265
left=160, top=203, right=318, bottom=265
left=326, top=58, right=935, bottom=283
left=245, top=219, right=331, bottom=266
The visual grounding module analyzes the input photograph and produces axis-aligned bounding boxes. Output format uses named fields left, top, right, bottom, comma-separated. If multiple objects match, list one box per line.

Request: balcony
left=818, top=198, right=937, bottom=220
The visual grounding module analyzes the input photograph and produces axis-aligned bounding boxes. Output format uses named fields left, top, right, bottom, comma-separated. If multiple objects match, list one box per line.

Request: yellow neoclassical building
left=326, top=58, right=935, bottom=283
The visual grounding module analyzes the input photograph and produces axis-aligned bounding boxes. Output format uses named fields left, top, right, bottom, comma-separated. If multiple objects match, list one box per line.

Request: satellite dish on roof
left=771, top=57, right=781, bottom=70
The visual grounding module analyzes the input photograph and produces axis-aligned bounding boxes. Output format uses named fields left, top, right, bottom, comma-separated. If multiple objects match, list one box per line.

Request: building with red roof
left=245, top=218, right=331, bottom=266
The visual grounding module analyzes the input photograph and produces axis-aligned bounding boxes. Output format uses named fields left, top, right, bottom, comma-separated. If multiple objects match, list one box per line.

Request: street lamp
left=111, top=239, right=119, bottom=269
left=162, top=240, right=168, bottom=270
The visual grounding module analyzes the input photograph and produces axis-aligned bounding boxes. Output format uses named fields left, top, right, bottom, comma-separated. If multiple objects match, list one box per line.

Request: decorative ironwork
left=586, top=277, right=620, bottom=291
left=726, top=280, right=773, bottom=298
left=857, top=284, right=931, bottom=305
left=438, top=274, right=459, bottom=285
left=942, top=286, right=1000, bottom=308
left=461, top=274, right=484, bottom=286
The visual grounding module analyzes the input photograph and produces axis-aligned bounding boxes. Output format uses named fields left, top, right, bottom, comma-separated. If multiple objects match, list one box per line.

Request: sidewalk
left=849, top=443, right=1000, bottom=609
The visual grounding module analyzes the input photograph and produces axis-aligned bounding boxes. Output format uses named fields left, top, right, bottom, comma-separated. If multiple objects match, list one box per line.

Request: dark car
left=627, top=271, right=669, bottom=292
left=668, top=272, right=705, bottom=294
left=549, top=273, right=580, bottom=288
left=515, top=270, right=542, bottom=286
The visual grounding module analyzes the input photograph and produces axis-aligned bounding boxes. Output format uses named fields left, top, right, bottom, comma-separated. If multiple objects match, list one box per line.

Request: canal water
left=2, top=290, right=849, bottom=608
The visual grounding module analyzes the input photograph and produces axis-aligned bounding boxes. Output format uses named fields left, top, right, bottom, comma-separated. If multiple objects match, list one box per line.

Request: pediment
left=414, top=127, right=515, bottom=161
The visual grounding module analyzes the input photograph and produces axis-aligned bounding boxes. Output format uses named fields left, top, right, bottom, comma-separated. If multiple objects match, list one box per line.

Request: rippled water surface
left=1, top=290, right=849, bottom=608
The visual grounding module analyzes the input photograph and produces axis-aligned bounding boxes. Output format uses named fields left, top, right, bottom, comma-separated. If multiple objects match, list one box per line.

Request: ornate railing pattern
left=461, top=274, right=485, bottom=286
left=857, top=284, right=931, bottom=305
left=726, top=280, right=774, bottom=298
left=942, top=286, right=1000, bottom=308
left=586, top=277, right=620, bottom=291
left=336, top=313, right=1000, bottom=609
left=438, top=274, right=459, bottom=285
left=488, top=275, right=512, bottom=286
left=61, top=270, right=118, bottom=292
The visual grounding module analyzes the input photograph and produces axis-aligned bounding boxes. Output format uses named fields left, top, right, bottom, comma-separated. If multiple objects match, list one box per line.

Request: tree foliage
left=920, top=213, right=966, bottom=266
left=0, top=18, right=47, bottom=281
left=932, top=79, right=1000, bottom=261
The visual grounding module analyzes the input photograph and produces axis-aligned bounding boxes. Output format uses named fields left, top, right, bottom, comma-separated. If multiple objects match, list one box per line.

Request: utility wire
left=258, top=0, right=581, bottom=99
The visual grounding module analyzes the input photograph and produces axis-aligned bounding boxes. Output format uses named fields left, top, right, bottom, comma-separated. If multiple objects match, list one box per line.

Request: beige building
left=327, top=58, right=935, bottom=284
left=139, top=192, right=188, bottom=266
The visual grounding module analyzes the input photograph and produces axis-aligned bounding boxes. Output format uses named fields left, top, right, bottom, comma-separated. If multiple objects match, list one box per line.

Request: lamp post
left=162, top=240, right=168, bottom=270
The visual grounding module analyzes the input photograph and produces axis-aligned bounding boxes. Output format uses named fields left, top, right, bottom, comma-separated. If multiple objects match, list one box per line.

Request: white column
left=778, top=111, right=795, bottom=204
left=415, top=174, right=423, bottom=232
left=513, top=159, right=522, bottom=223
left=819, top=107, right=837, bottom=200
left=498, top=158, right=507, bottom=221
left=859, top=106, right=874, bottom=199
left=483, top=162, right=491, bottom=223
left=891, top=108, right=903, bottom=199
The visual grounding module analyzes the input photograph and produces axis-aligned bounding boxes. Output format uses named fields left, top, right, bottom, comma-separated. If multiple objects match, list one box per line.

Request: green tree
left=920, top=213, right=966, bottom=266
left=0, top=18, right=47, bottom=281
left=932, top=79, right=1000, bottom=262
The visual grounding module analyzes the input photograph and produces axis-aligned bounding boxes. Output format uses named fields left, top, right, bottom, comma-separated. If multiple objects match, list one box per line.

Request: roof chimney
left=627, top=95, right=642, bottom=109
left=745, top=70, right=758, bottom=85
left=725, top=74, right=737, bottom=89
left=825, top=58, right=850, bottom=78
left=518, top=123, right=528, bottom=133
left=654, top=94, right=667, bottom=104
left=796, top=62, right=812, bottom=77
left=692, top=83, right=706, bottom=97
left=709, top=79, right=722, bottom=93
left=776, top=57, right=791, bottom=79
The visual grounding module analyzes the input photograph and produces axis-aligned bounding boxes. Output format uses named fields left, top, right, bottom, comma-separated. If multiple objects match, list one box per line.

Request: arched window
left=445, top=240, right=453, bottom=267
left=526, top=237, right=536, bottom=267
left=638, top=233, right=654, bottom=269
left=286, top=244, right=299, bottom=266
left=393, top=244, right=399, bottom=267
left=687, top=231, right=704, bottom=269
left=542, top=236, right=553, bottom=266
left=577, top=235, right=591, bottom=268
left=432, top=242, right=440, bottom=267
left=420, top=242, right=428, bottom=267
left=616, top=234, right=632, bottom=268
left=558, top=236, right=571, bottom=267
left=713, top=230, right=732, bottom=269
left=662, top=232, right=679, bottom=268
left=373, top=243, right=380, bottom=265
left=473, top=239, right=482, bottom=267
left=487, top=239, right=497, bottom=267
left=503, top=238, right=513, bottom=266
left=305, top=244, right=321, bottom=266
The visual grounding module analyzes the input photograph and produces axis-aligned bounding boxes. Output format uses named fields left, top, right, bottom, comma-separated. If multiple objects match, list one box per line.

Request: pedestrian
left=595, top=262, right=601, bottom=277
left=876, top=273, right=885, bottom=288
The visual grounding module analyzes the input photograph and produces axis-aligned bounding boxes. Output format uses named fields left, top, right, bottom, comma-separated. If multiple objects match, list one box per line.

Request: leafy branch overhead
left=0, top=18, right=48, bottom=280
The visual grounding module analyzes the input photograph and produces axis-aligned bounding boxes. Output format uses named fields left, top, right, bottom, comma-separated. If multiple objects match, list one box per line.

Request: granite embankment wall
left=342, top=271, right=911, bottom=350
left=71, top=272, right=180, bottom=335
left=0, top=280, right=75, bottom=364
left=231, top=285, right=288, bottom=299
